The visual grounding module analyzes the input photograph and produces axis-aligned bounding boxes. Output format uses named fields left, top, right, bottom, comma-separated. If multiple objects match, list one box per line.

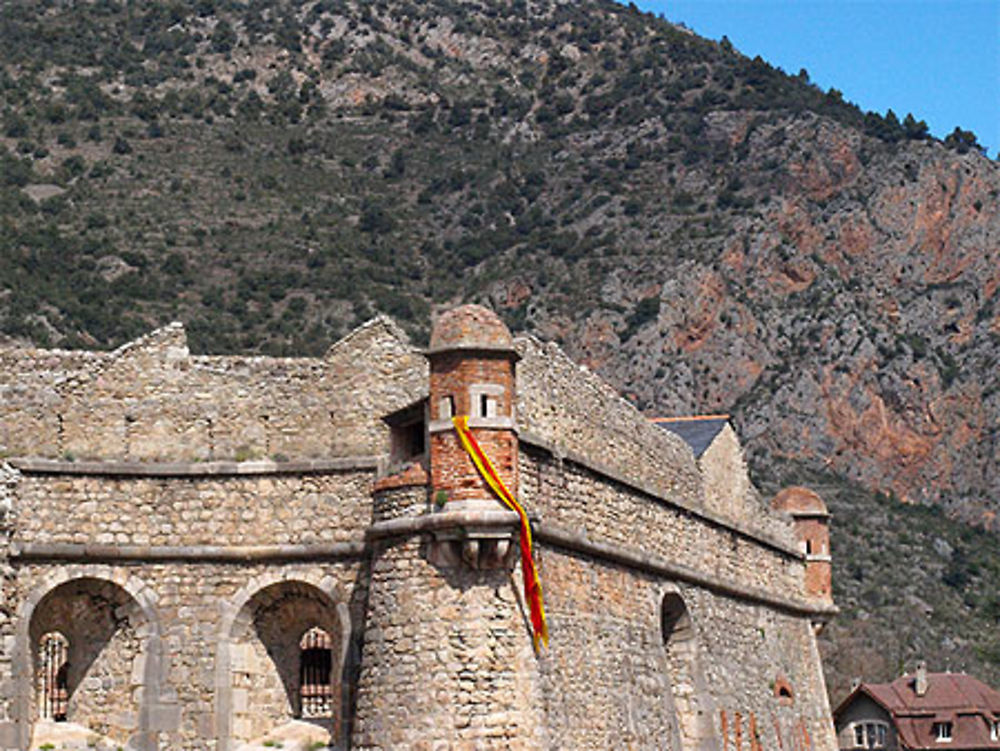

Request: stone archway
left=12, top=569, right=164, bottom=751
left=216, top=575, right=351, bottom=751
left=661, top=590, right=719, bottom=751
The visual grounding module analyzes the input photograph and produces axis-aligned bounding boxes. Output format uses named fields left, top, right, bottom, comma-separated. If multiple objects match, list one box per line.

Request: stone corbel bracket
left=367, top=508, right=520, bottom=570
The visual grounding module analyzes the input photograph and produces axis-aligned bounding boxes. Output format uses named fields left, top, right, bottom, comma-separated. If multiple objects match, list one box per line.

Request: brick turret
left=771, top=487, right=832, bottom=602
left=427, top=304, right=519, bottom=505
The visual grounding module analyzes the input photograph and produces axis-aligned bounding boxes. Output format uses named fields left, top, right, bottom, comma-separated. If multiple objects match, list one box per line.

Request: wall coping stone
left=9, top=526, right=833, bottom=617
left=518, top=431, right=802, bottom=560
left=10, top=541, right=366, bottom=563
left=8, top=456, right=380, bottom=477
left=366, top=508, right=521, bottom=540
left=534, top=521, right=838, bottom=619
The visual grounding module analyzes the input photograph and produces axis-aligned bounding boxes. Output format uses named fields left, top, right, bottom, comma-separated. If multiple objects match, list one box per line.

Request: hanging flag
left=452, top=415, right=549, bottom=649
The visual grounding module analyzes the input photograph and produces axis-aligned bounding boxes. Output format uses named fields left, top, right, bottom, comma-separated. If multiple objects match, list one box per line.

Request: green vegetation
left=1, top=0, right=998, bottom=699
left=0, top=0, right=976, bottom=354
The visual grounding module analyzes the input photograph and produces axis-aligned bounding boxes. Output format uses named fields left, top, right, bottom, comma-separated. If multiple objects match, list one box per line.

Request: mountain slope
left=2, top=0, right=999, bottom=699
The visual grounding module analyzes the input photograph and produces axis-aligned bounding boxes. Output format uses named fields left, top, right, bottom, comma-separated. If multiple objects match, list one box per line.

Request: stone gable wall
left=0, top=317, right=426, bottom=463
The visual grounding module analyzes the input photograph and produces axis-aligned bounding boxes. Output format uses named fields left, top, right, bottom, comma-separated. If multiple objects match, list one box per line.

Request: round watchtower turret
left=427, top=305, right=519, bottom=509
left=772, top=487, right=832, bottom=602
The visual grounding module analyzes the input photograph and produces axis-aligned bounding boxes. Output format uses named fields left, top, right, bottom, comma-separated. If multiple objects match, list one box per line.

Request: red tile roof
left=836, top=673, right=1000, bottom=749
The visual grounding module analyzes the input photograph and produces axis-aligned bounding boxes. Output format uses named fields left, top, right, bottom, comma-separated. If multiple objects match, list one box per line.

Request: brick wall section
left=429, top=350, right=518, bottom=502
left=429, top=352, right=515, bottom=421
left=0, top=317, right=426, bottom=463
left=431, top=430, right=518, bottom=503
left=799, top=515, right=833, bottom=600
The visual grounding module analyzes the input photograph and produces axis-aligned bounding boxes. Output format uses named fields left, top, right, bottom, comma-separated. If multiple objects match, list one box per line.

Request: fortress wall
left=536, top=548, right=837, bottom=751
left=515, top=336, right=794, bottom=547
left=0, top=317, right=426, bottom=463
left=519, top=447, right=804, bottom=598
left=13, top=470, right=373, bottom=548
left=535, top=550, right=680, bottom=750
left=515, top=336, right=702, bottom=506
left=0, top=465, right=17, bottom=740
left=353, top=516, right=545, bottom=749
left=686, top=587, right=838, bottom=751
left=3, top=559, right=368, bottom=751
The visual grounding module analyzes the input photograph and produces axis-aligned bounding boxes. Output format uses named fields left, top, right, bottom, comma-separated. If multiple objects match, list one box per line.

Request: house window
left=851, top=721, right=888, bottom=748
left=299, top=627, right=333, bottom=719
left=991, top=719, right=999, bottom=741
left=933, top=722, right=953, bottom=742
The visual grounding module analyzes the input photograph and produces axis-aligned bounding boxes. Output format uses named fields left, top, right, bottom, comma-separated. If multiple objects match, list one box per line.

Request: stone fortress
left=0, top=304, right=838, bottom=750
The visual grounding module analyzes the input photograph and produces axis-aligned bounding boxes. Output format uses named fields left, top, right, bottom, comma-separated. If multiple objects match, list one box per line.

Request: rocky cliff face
left=524, top=121, right=1000, bottom=527
left=1, top=0, right=999, bottom=693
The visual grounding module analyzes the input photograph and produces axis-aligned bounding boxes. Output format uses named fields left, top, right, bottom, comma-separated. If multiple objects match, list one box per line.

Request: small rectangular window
left=439, top=396, right=454, bottom=419
left=933, top=721, right=953, bottom=741
left=479, top=394, right=497, bottom=418
left=991, top=720, right=999, bottom=741
left=855, top=725, right=864, bottom=747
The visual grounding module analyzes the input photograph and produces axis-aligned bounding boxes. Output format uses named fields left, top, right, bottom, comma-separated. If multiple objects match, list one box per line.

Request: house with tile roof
left=834, top=662, right=1000, bottom=749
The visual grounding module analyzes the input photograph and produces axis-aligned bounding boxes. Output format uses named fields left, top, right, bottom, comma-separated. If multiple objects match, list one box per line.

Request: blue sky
left=633, top=1, right=999, bottom=158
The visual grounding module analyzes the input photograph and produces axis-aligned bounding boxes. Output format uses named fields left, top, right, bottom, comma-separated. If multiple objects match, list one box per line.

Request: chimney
left=850, top=677, right=862, bottom=692
left=915, top=660, right=928, bottom=696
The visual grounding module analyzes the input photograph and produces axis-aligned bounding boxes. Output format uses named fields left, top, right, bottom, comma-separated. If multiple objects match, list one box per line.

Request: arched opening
left=227, top=580, right=348, bottom=751
left=661, top=593, right=718, bottom=751
left=27, top=577, right=148, bottom=750
left=774, top=676, right=795, bottom=706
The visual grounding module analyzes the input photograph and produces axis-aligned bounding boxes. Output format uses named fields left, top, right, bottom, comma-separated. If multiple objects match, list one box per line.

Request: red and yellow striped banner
left=452, top=415, right=549, bottom=649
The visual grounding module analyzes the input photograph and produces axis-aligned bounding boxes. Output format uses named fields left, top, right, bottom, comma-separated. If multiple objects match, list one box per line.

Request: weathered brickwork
left=0, top=306, right=838, bottom=751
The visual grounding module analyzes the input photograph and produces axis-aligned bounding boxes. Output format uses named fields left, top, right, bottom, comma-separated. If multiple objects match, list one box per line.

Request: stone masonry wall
left=687, top=585, right=836, bottom=750
left=535, top=548, right=837, bottom=751
left=14, top=470, right=373, bottom=548
left=519, top=447, right=803, bottom=597
left=698, top=424, right=773, bottom=529
left=0, top=464, right=17, bottom=741
left=0, top=317, right=426, bottom=463
left=353, top=531, right=544, bottom=750
left=514, top=336, right=794, bottom=547
left=7, top=560, right=367, bottom=751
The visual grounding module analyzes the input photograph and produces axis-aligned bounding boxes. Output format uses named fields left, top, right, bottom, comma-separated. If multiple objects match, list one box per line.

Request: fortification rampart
left=515, top=336, right=797, bottom=549
left=10, top=465, right=374, bottom=549
left=0, top=310, right=836, bottom=751
left=0, top=317, right=426, bottom=463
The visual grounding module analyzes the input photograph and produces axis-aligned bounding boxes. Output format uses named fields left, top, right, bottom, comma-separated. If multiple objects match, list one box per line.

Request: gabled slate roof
left=651, top=415, right=730, bottom=459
